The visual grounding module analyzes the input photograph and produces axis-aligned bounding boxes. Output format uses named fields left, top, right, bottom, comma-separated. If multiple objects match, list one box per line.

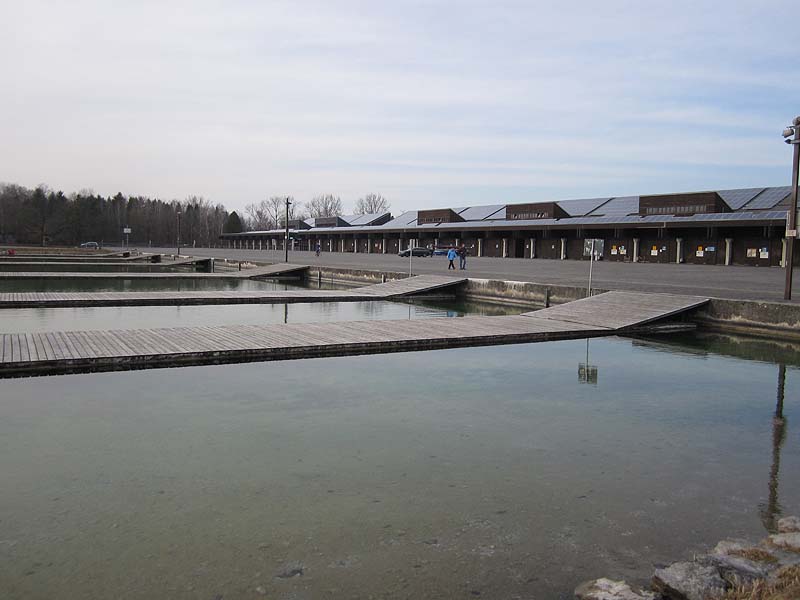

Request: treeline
left=0, top=183, right=230, bottom=247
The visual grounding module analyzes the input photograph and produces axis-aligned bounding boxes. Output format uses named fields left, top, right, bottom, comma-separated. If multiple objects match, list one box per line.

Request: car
left=398, top=247, right=432, bottom=257
left=80, top=242, right=99, bottom=249
left=432, top=247, right=449, bottom=256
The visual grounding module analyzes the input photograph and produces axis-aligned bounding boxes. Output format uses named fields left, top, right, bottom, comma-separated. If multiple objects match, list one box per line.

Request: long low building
left=220, top=187, right=794, bottom=267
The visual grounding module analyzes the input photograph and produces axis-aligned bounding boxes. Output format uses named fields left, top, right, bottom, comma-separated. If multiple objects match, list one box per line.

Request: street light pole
left=782, top=117, right=800, bottom=300
left=176, top=209, right=182, bottom=257
left=284, top=196, right=291, bottom=263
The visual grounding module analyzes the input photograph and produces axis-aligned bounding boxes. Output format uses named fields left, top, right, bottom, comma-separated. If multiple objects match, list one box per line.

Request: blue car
left=432, top=247, right=449, bottom=256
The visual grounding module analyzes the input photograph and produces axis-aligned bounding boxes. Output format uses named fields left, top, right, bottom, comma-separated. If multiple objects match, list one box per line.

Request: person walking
left=458, top=243, right=467, bottom=270
left=315, top=241, right=321, bottom=257
left=447, top=246, right=457, bottom=270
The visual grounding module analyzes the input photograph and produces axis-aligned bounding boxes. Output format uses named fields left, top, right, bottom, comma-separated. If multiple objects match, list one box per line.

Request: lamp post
left=782, top=116, right=800, bottom=300
left=176, top=208, right=182, bottom=257
left=284, top=196, right=291, bottom=263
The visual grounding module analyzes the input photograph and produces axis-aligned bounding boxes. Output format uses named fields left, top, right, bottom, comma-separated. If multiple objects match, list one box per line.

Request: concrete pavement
left=142, top=246, right=800, bottom=302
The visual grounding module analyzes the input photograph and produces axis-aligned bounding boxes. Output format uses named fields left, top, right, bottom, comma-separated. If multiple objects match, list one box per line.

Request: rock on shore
left=574, top=515, right=800, bottom=600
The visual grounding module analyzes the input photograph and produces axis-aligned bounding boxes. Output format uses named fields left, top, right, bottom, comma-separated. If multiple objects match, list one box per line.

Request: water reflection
left=760, top=363, right=788, bottom=533
left=578, top=339, right=599, bottom=385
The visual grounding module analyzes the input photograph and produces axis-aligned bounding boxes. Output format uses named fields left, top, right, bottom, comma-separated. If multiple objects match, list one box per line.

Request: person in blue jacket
left=447, top=247, right=457, bottom=270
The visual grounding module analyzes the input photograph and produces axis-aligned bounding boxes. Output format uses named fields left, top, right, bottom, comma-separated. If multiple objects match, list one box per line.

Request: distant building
left=220, top=187, right=793, bottom=266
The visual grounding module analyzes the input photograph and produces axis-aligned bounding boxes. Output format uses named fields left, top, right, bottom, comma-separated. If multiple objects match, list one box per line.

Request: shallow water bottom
left=0, top=336, right=798, bottom=599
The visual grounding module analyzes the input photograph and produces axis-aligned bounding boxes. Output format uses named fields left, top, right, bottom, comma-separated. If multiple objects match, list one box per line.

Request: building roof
left=223, top=186, right=791, bottom=236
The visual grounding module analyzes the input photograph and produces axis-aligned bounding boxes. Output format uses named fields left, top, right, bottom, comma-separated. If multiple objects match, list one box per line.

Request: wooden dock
left=0, top=291, right=708, bottom=378
left=0, top=275, right=466, bottom=308
left=524, top=290, right=710, bottom=329
left=0, top=262, right=308, bottom=280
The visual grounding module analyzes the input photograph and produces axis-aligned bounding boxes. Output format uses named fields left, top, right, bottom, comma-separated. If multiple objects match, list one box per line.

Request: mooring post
left=318, top=270, right=322, bottom=285
left=544, top=287, right=551, bottom=308
left=382, top=273, right=387, bottom=283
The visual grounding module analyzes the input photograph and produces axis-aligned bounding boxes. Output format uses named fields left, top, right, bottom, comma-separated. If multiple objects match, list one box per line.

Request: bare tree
left=354, top=193, right=390, bottom=215
left=306, top=194, right=343, bottom=218
left=244, top=198, right=275, bottom=231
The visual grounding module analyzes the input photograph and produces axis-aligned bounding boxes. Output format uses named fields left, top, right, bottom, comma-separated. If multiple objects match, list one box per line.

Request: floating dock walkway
left=0, top=291, right=708, bottom=378
left=0, top=274, right=467, bottom=308
left=0, top=262, right=308, bottom=280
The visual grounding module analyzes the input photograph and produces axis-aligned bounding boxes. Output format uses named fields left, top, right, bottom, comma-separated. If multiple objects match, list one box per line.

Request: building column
left=477, top=239, right=483, bottom=257
left=530, top=238, right=536, bottom=259
left=676, top=238, right=683, bottom=264
left=633, top=238, right=640, bottom=263
left=560, top=238, right=567, bottom=260
left=354, top=236, right=358, bottom=253
left=382, top=238, right=386, bottom=254
left=502, top=238, right=508, bottom=258
left=340, top=238, right=345, bottom=252
left=725, top=238, right=733, bottom=267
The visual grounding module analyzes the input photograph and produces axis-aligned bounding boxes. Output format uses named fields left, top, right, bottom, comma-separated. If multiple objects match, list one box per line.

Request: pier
left=0, top=274, right=467, bottom=308
left=0, top=262, right=309, bottom=280
left=0, top=291, right=708, bottom=378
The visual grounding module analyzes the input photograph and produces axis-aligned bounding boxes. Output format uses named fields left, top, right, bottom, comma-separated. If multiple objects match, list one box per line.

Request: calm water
left=0, top=334, right=797, bottom=599
left=0, top=301, right=476, bottom=332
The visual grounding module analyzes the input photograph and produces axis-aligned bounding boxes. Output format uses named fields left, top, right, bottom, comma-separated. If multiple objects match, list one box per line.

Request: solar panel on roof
left=556, top=197, right=613, bottom=217
left=717, top=188, right=765, bottom=210
left=741, top=187, right=791, bottom=210
left=458, top=204, right=506, bottom=221
left=586, top=196, right=639, bottom=217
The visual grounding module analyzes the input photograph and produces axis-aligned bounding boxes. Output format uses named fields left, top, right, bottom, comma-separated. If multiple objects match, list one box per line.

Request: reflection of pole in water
left=578, top=339, right=598, bottom=385
left=760, top=364, right=787, bottom=533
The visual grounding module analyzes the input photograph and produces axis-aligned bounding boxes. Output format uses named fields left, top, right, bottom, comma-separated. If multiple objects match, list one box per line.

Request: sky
left=1, top=0, right=798, bottom=215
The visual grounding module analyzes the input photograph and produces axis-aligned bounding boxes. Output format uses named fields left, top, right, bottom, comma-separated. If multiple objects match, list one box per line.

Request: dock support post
left=633, top=238, right=640, bottom=263
left=560, top=238, right=567, bottom=260
left=676, top=238, right=683, bottom=264
left=726, top=238, right=734, bottom=266
left=382, top=274, right=387, bottom=283
left=530, top=238, right=535, bottom=258
left=318, top=270, right=322, bottom=285
left=544, top=287, right=551, bottom=308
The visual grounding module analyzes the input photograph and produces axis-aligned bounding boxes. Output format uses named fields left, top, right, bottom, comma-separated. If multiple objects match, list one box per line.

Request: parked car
left=432, top=247, right=449, bottom=256
left=80, top=241, right=99, bottom=249
left=398, top=247, right=432, bottom=257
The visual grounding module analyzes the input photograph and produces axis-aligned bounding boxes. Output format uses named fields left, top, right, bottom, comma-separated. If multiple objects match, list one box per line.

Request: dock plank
left=0, top=289, right=709, bottom=378
left=0, top=274, right=463, bottom=308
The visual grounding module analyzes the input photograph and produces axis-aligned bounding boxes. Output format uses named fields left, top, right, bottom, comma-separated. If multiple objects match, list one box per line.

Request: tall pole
left=177, top=210, right=181, bottom=257
left=784, top=117, right=800, bottom=300
left=587, top=239, right=595, bottom=296
left=284, top=196, right=291, bottom=263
